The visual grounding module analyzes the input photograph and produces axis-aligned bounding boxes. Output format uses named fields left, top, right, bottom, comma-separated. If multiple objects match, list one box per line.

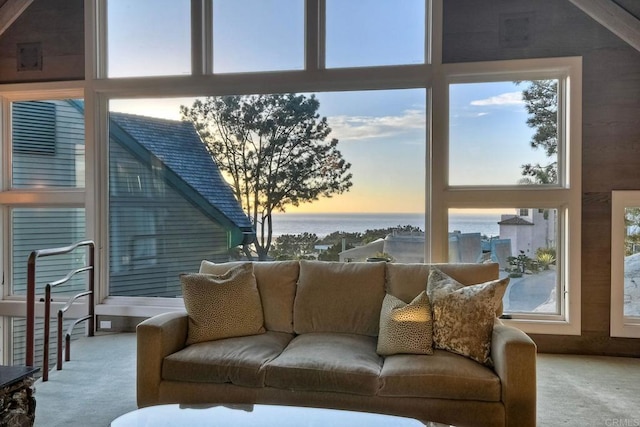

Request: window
left=611, top=191, right=640, bottom=338
left=449, top=80, right=559, bottom=187
left=107, top=0, right=191, bottom=77
left=11, top=100, right=85, bottom=188
left=106, top=89, right=426, bottom=297
left=12, top=101, right=56, bottom=155
left=212, top=0, right=304, bottom=73
left=0, top=88, right=86, bottom=366
left=448, top=208, right=561, bottom=315
left=91, top=1, right=582, bottom=335
left=434, top=57, right=582, bottom=335
left=325, top=0, right=425, bottom=68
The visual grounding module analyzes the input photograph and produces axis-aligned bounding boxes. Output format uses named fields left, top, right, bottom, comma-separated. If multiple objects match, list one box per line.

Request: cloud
left=328, top=109, right=426, bottom=141
left=470, top=91, right=523, bottom=106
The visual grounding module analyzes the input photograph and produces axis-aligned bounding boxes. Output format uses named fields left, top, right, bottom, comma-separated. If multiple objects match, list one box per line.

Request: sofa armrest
left=491, top=322, right=537, bottom=427
left=136, top=311, right=189, bottom=407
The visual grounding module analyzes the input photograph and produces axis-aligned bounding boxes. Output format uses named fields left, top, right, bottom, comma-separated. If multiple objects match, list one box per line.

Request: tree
left=519, top=80, right=558, bottom=184
left=271, top=232, right=319, bottom=260
left=180, top=94, right=352, bottom=260
left=624, top=208, right=640, bottom=256
left=318, top=241, right=355, bottom=262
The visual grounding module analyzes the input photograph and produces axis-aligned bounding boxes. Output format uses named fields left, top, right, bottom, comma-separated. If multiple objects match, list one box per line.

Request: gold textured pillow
left=426, top=268, right=509, bottom=366
left=181, top=263, right=265, bottom=345
left=376, top=291, right=433, bottom=356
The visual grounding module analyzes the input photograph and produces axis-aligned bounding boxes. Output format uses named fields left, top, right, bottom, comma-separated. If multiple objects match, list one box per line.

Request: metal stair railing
left=26, top=240, right=95, bottom=381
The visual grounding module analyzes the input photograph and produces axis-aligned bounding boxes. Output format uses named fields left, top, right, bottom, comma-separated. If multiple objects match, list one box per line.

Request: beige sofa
left=137, top=260, right=536, bottom=427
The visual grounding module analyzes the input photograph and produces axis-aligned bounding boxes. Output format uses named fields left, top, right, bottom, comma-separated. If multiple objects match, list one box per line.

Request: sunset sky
left=107, top=0, right=549, bottom=214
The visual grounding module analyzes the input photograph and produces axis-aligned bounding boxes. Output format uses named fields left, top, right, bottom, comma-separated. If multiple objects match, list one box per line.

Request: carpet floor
left=33, top=333, right=640, bottom=427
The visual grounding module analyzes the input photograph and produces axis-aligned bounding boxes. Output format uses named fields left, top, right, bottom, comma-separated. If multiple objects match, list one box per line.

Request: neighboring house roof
left=498, top=216, right=534, bottom=226
left=107, top=110, right=254, bottom=246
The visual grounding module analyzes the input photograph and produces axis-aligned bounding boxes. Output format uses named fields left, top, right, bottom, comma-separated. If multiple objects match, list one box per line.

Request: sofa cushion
left=427, top=268, right=509, bottom=366
left=182, top=263, right=265, bottom=345
left=385, top=262, right=500, bottom=303
left=379, top=350, right=501, bottom=402
left=376, top=291, right=433, bottom=356
left=265, top=333, right=383, bottom=395
left=385, top=263, right=431, bottom=303
left=163, top=331, right=293, bottom=387
left=200, top=260, right=299, bottom=333
left=294, top=260, right=386, bottom=336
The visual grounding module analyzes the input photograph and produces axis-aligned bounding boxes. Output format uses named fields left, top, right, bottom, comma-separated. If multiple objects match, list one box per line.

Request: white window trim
left=86, top=0, right=583, bottom=336
left=611, top=190, right=640, bottom=338
left=0, top=83, right=88, bottom=301
left=431, top=57, right=582, bottom=335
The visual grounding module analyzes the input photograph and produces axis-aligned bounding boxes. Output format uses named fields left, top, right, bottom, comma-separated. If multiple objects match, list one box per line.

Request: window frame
left=430, top=57, right=583, bottom=335
left=0, top=1, right=584, bottom=336
left=0, top=84, right=89, bottom=363
left=611, top=190, right=640, bottom=338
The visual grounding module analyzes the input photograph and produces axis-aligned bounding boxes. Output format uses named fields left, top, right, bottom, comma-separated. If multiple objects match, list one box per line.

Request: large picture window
left=434, top=58, right=582, bottom=334
left=107, top=89, right=426, bottom=297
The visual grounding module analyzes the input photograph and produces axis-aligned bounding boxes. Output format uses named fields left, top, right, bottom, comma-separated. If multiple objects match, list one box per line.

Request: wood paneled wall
left=444, top=0, right=640, bottom=356
left=0, top=0, right=83, bottom=83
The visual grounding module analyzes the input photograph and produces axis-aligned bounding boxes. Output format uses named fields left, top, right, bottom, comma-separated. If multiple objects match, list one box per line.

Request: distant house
left=499, top=208, right=556, bottom=258
left=12, top=100, right=254, bottom=298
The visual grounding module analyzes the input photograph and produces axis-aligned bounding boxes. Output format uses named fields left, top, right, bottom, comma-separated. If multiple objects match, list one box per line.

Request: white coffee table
left=111, top=403, right=432, bottom=426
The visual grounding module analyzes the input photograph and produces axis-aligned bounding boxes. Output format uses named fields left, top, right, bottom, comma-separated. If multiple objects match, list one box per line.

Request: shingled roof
left=498, top=216, right=534, bottom=226
left=108, top=111, right=254, bottom=246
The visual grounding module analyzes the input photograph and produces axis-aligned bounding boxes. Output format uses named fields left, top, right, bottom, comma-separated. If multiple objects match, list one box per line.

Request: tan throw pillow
left=426, top=268, right=509, bottom=366
left=181, top=263, right=265, bottom=345
left=376, top=291, right=433, bottom=356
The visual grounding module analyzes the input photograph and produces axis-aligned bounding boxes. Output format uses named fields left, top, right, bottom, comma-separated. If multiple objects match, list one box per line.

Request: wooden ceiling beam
left=0, top=0, right=33, bottom=37
left=568, top=0, right=640, bottom=52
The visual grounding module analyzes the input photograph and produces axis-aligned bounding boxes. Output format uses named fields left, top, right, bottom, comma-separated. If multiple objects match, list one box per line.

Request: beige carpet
left=33, top=333, right=640, bottom=426
left=537, top=353, right=640, bottom=426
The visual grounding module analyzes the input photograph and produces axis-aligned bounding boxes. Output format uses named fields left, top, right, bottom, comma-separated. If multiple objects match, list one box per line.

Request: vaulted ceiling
left=0, top=0, right=33, bottom=36
left=569, top=0, right=640, bottom=52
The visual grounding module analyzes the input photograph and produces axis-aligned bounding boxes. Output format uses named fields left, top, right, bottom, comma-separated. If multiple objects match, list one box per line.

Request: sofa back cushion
left=200, top=260, right=299, bottom=333
left=293, top=260, right=386, bottom=336
left=386, top=262, right=500, bottom=310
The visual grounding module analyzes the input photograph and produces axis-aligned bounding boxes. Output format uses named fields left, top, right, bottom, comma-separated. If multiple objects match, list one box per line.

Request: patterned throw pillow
left=376, top=291, right=433, bottom=356
left=181, top=263, right=265, bottom=345
left=426, top=268, right=509, bottom=366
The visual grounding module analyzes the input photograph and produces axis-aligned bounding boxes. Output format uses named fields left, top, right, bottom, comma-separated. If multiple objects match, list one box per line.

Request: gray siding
left=12, top=100, right=84, bottom=188
left=12, top=208, right=87, bottom=296
left=109, top=143, right=231, bottom=298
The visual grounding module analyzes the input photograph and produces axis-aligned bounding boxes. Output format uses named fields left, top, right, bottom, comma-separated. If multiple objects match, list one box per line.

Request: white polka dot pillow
left=427, top=268, right=509, bottom=366
left=181, top=263, right=265, bottom=345
left=376, top=291, right=433, bottom=356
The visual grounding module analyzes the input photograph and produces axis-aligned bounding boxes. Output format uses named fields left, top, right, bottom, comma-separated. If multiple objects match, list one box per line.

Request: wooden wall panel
left=0, top=0, right=83, bottom=83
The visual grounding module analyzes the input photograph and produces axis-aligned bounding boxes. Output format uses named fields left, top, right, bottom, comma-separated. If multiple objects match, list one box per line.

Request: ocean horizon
left=271, top=212, right=501, bottom=239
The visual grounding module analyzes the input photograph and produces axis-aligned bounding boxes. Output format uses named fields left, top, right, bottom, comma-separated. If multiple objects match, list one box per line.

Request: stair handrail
left=26, top=240, right=95, bottom=376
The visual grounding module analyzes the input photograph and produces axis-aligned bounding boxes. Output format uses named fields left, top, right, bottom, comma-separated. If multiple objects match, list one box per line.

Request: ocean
left=270, top=212, right=501, bottom=239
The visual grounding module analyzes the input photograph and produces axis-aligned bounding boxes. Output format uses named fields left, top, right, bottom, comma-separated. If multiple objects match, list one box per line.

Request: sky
left=106, top=0, right=553, bottom=214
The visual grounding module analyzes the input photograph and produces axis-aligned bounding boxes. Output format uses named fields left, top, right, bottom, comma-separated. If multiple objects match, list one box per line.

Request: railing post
left=88, top=242, right=95, bottom=337
left=65, top=334, right=71, bottom=362
left=43, top=284, right=51, bottom=382
left=57, top=309, right=64, bottom=371
left=26, top=252, right=37, bottom=367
